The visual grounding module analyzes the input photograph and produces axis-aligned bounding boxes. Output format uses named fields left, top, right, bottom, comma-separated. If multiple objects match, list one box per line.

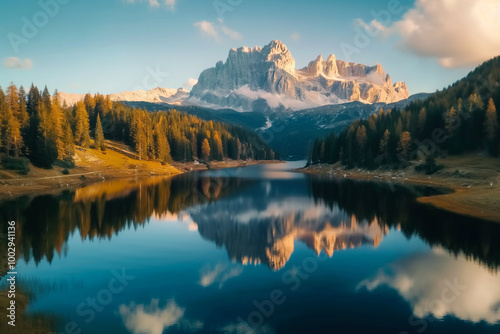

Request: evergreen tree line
left=310, top=56, right=500, bottom=169
left=0, top=83, right=276, bottom=169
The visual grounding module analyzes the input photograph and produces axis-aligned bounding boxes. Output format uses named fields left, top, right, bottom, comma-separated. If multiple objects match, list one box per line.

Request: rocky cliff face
left=189, top=40, right=409, bottom=111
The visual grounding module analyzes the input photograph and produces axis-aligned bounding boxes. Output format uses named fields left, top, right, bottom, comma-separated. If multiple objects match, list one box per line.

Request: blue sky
left=1, top=0, right=499, bottom=95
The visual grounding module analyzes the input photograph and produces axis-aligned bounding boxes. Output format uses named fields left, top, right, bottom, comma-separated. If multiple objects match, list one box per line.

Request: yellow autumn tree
left=201, top=138, right=211, bottom=161
left=398, top=131, right=412, bottom=159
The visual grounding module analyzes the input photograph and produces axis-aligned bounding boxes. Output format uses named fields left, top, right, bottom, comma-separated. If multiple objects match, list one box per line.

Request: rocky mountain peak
left=189, top=40, right=410, bottom=111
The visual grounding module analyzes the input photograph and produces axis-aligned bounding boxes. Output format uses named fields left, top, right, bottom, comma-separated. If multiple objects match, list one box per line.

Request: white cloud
left=183, top=78, right=198, bottom=91
left=4, top=57, right=32, bottom=69
left=357, top=0, right=500, bottom=68
left=119, top=299, right=204, bottom=334
left=126, top=0, right=176, bottom=10
left=194, top=21, right=218, bottom=39
left=193, top=19, right=243, bottom=42
left=358, top=250, right=500, bottom=323
left=199, top=263, right=243, bottom=288
left=291, top=33, right=300, bottom=42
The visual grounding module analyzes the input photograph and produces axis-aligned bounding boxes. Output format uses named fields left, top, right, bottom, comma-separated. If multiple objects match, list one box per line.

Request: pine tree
left=355, top=125, right=367, bottom=150
left=236, top=138, right=241, bottom=160
left=213, top=131, right=223, bottom=160
left=62, top=119, right=75, bottom=161
left=94, top=114, right=105, bottom=151
left=379, top=129, right=390, bottom=159
left=73, top=101, right=91, bottom=147
left=18, top=86, right=29, bottom=129
left=3, top=106, right=23, bottom=156
left=485, top=98, right=498, bottom=140
left=153, top=116, right=171, bottom=163
left=201, top=138, right=211, bottom=162
left=36, top=102, right=58, bottom=168
left=485, top=98, right=498, bottom=156
left=445, top=107, right=458, bottom=137
left=395, top=118, right=403, bottom=137
left=6, top=83, right=20, bottom=118
left=398, top=131, right=412, bottom=160
left=49, top=91, right=65, bottom=159
left=24, top=85, right=41, bottom=160
left=133, top=109, right=147, bottom=159
left=42, top=86, right=51, bottom=112
left=418, top=108, right=426, bottom=135
left=190, top=130, right=197, bottom=160
left=83, top=93, right=96, bottom=128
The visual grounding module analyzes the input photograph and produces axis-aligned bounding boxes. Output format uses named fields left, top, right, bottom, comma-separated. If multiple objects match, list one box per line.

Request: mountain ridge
left=189, top=40, right=410, bottom=111
left=58, top=87, right=189, bottom=106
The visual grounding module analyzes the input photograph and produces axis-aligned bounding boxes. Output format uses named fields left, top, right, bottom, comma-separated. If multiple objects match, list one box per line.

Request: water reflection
left=1, top=168, right=499, bottom=273
left=1, top=163, right=500, bottom=333
left=359, top=249, right=500, bottom=323
left=119, top=299, right=203, bottom=334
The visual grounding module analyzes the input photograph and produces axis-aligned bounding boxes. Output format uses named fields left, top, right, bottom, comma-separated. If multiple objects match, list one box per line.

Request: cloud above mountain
left=359, top=0, right=500, bottom=68
left=4, top=57, right=32, bottom=69
left=193, top=19, right=242, bottom=42
left=183, top=78, right=198, bottom=90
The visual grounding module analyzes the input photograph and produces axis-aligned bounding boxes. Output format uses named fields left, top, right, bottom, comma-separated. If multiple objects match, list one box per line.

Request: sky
left=1, top=0, right=500, bottom=96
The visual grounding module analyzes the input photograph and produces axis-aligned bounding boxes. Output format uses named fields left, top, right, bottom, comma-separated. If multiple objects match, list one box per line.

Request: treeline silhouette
left=1, top=173, right=499, bottom=272
left=310, top=56, right=500, bottom=169
left=0, top=84, right=277, bottom=169
left=309, top=177, right=500, bottom=271
left=0, top=175, right=247, bottom=268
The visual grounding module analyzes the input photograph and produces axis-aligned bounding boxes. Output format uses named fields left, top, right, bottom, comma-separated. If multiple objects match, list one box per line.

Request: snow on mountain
left=189, top=40, right=410, bottom=112
left=58, top=87, right=189, bottom=106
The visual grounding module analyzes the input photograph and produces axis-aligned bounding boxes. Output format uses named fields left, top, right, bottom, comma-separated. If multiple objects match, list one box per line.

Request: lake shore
left=297, top=155, right=500, bottom=223
left=0, top=143, right=281, bottom=201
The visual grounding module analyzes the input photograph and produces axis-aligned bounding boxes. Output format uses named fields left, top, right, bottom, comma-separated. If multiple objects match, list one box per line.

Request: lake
left=1, top=161, right=499, bottom=334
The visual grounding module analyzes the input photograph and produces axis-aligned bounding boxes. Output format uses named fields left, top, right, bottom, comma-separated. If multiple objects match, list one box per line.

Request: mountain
left=58, top=87, right=189, bottom=106
left=189, top=40, right=409, bottom=112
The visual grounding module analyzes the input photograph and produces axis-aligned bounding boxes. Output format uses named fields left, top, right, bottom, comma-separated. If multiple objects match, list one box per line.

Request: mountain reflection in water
left=1, top=165, right=498, bottom=272
left=1, top=162, right=500, bottom=334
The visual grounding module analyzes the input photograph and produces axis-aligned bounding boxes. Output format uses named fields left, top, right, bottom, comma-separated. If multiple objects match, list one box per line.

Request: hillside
left=303, top=56, right=500, bottom=222
left=0, top=140, right=181, bottom=200
left=310, top=56, right=500, bottom=168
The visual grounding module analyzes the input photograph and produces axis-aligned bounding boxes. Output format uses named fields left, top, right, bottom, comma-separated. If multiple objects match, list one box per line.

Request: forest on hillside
left=310, top=56, right=500, bottom=171
left=0, top=84, right=277, bottom=171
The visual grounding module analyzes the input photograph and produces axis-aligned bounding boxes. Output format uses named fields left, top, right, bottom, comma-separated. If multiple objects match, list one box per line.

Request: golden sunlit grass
left=0, top=139, right=181, bottom=200
left=417, top=155, right=500, bottom=223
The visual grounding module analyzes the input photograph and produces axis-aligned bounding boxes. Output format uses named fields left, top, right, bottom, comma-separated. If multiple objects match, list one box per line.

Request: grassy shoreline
left=0, top=141, right=281, bottom=201
left=297, top=154, right=500, bottom=223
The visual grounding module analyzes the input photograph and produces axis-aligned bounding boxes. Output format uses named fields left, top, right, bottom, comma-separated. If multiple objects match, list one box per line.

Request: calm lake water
left=1, top=161, right=500, bottom=334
